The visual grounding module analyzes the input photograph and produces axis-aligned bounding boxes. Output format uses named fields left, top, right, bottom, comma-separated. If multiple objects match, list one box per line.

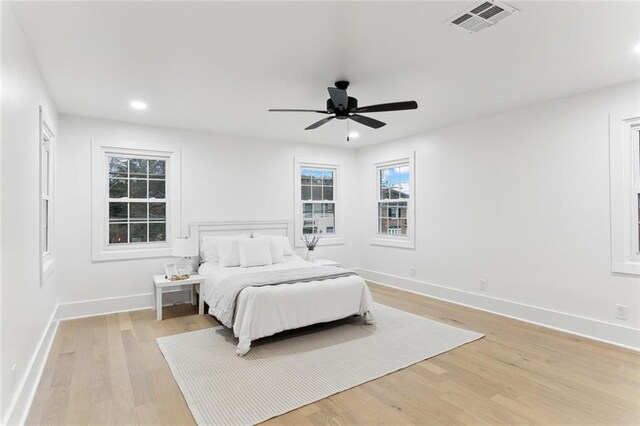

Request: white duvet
left=198, top=255, right=375, bottom=355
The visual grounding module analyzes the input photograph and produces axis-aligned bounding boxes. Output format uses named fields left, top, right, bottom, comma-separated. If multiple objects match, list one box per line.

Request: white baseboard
left=357, top=268, right=640, bottom=351
left=55, top=289, right=191, bottom=320
left=3, top=307, right=59, bottom=426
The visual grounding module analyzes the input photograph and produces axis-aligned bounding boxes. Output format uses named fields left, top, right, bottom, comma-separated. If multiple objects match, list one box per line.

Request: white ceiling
left=12, top=1, right=640, bottom=147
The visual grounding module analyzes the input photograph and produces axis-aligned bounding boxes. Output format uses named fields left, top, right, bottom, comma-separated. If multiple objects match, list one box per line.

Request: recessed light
left=348, top=131, right=359, bottom=138
left=130, top=100, right=147, bottom=110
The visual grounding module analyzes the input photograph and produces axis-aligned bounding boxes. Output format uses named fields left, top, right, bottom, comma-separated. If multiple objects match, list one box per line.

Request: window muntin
left=377, top=163, right=410, bottom=235
left=107, top=156, right=167, bottom=244
left=300, top=168, right=336, bottom=235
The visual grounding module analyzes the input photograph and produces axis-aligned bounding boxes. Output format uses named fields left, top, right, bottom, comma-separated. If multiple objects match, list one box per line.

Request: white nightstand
left=152, top=274, right=205, bottom=320
left=313, top=259, right=340, bottom=267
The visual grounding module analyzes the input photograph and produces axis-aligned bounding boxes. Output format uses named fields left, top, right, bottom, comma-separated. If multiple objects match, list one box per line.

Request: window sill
left=92, top=246, right=172, bottom=262
left=294, top=236, right=344, bottom=248
left=370, top=236, right=415, bottom=249
left=612, top=261, right=640, bottom=276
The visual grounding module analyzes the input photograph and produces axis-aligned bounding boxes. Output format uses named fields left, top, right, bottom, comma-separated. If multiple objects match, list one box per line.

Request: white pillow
left=281, top=236, right=295, bottom=256
left=268, top=236, right=286, bottom=263
left=200, top=236, right=219, bottom=262
left=238, top=237, right=272, bottom=267
left=217, top=235, right=248, bottom=267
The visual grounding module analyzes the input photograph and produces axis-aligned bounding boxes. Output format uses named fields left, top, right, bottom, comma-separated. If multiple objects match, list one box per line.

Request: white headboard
left=189, top=220, right=291, bottom=246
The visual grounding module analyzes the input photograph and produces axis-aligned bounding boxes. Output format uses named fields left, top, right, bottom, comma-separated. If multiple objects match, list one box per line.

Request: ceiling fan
left=268, top=81, right=418, bottom=132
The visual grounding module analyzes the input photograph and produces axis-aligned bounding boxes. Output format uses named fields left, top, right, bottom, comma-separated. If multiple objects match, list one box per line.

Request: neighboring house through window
left=372, top=154, right=415, bottom=248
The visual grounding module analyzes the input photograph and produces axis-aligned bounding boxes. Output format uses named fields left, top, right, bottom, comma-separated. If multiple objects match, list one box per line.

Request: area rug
left=156, top=302, right=483, bottom=426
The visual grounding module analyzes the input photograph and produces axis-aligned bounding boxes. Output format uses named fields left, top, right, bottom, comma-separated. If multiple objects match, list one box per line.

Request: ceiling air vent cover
left=447, top=0, right=518, bottom=33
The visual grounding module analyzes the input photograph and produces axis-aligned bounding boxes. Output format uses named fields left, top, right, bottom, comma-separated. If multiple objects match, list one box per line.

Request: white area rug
left=157, top=303, right=483, bottom=426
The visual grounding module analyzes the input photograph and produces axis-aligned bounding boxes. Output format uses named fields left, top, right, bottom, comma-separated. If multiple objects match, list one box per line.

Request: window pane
left=149, top=160, right=166, bottom=178
left=303, top=226, right=314, bottom=234
left=400, top=165, right=410, bottom=198
left=129, top=203, right=147, bottom=221
left=109, top=202, right=128, bottom=221
left=323, top=186, right=333, bottom=201
left=380, top=168, right=390, bottom=200
left=301, top=185, right=311, bottom=200
left=311, top=170, right=323, bottom=185
left=130, top=179, right=147, bottom=198
left=323, top=170, right=333, bottom=186
left=378, top=203, right=388, bottom=218
left=149, top=203, right=166, bottom=220
left=129, top=159, right=148, bottom=178
left=109, top=178, right=128, bottom=198
left=129, top=223, right=148, bottom=243
left=149, top=222, right=166, bottom=242
left=303, top=203, right=313, bottom=218
left=301, top=169, right=312, bottom=185
left=379, top=218, right=388, bottom=234
left=109, top=224, right=128, bottom=244
left=149, top=180, right=165, bottom=199
left=312, top=186, right=322, bottom=200
left=109, top=157, right=128, bottom=178
left=43, top=200, right=49, bottom=252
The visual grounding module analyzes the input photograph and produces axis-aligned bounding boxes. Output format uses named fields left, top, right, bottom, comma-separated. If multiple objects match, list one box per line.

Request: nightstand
left=313, top=259, right=340, bottom=267
left=152, top=274, right=205, bottom=320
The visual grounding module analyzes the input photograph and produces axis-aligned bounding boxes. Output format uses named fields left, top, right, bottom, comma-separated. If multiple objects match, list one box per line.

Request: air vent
left=446, top=0, right=518, bottom=33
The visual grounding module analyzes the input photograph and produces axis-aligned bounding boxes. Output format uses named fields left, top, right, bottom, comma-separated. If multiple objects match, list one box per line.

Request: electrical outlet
left=479, top=279, right=488, bottom=292
left=615, top=304, right=628, bottom=320
left=409, top=267, right=416, bottom=277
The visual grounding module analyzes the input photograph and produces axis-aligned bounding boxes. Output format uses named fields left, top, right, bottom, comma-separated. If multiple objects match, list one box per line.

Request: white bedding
left=198, top=255, right=375, bottom=355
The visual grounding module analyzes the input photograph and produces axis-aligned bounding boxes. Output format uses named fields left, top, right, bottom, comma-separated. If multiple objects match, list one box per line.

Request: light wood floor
left=26, top=283, right=640, bottom=425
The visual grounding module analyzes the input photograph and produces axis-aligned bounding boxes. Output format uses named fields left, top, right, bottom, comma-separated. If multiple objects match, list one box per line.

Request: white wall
left=55, top=116, right=359, bottom=310
left=356, top=81, right=640, bottom=348
left=0, top=3, right=59, bottom=422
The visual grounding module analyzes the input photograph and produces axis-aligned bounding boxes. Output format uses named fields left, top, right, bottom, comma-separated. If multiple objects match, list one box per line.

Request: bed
left=191, top=221, right=375, bottom=355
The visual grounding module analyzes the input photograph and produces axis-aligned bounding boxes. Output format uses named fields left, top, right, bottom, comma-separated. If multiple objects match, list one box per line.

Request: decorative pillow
left=238, top=237, right=273, bottom=267
left=217, top=235, right=248, bottom=267
left=268, top=236, right=286, bottom=263
left=200, top=236, right=219, bottom=263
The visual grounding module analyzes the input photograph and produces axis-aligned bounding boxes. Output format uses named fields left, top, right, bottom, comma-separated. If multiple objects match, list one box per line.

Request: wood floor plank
left=25, top=285, right=640, bottom=425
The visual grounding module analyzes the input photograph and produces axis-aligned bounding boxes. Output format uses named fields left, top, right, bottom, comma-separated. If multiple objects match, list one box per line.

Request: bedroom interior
left=1, top=1, right=639, bottom=425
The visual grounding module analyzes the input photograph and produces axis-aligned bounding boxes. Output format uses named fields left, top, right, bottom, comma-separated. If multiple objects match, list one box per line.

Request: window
left=40, top=107, right=55, bottom=284
left=372, top=154, right=415, bottom=249
left=377, top=164, right=409, bottom=235
left=610, top=113, right=640, bottom=275
left=294, top=160, right=343, bottom=247
left=92, top=142, right=181, bottom=261
left=107, top=156, right=167, bottom=244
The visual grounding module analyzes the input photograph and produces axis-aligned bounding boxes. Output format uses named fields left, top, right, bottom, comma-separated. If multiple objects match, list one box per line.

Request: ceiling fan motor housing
left=327, top=96, right=358, bottom=118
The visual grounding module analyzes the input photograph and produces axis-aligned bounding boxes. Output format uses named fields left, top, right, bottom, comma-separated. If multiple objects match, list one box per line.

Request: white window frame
left=609, top=112, right=640, bottom=275
left=371, top=153, right=415, bottom=249
left=91, top=141, right=181, bottom=261
left=39, top=107, right=55, bottom=285
left=294, top=158, right=343, bottom=247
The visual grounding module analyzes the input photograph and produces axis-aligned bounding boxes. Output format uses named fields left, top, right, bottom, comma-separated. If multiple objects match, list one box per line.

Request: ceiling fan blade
left=269, top=109, right=329, bottom=114
left=305, top=116, right=335, bottom=130
left=356, top=101, right=418, bottom=113
left=349, top=114, right=386, bottom=129
left=327, top=87, right=348, bottom=110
